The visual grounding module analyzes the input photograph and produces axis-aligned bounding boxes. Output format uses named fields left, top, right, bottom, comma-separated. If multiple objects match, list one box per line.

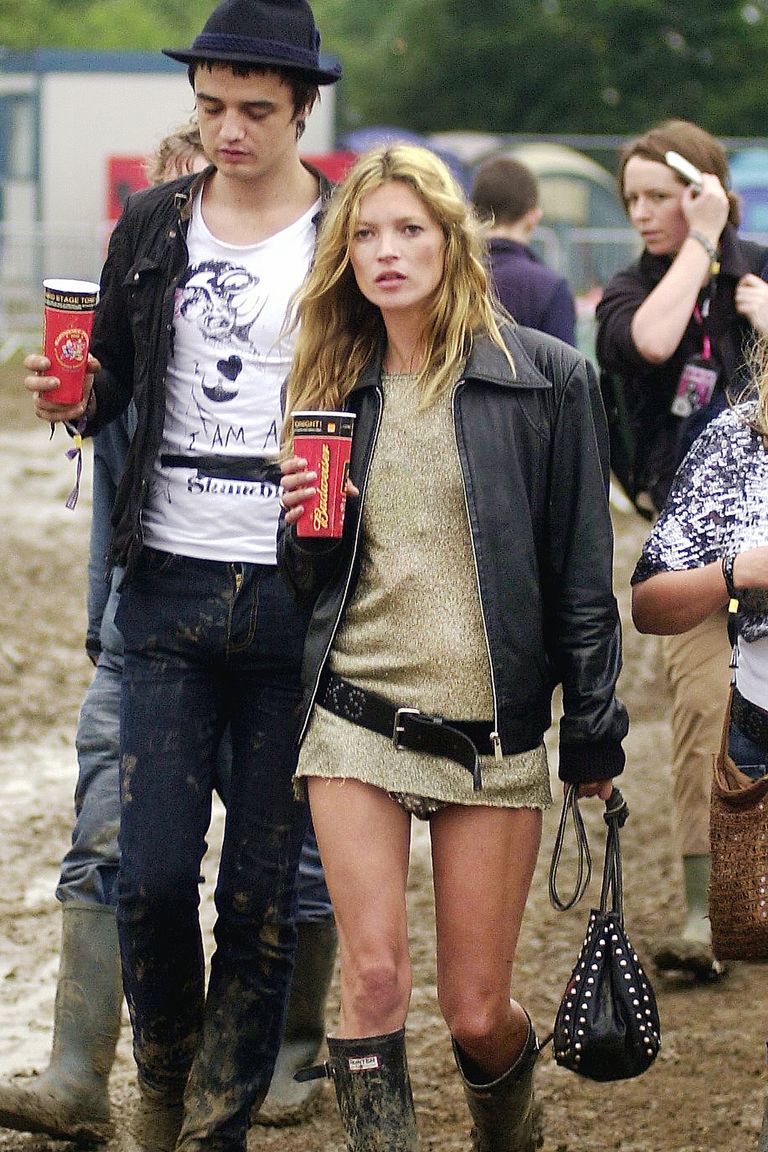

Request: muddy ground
left=0, top=358, right=765, bottom=1152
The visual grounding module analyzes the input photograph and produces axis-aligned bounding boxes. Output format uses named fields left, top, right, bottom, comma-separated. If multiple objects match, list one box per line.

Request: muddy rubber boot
left=306, top=1028, right=419, bottom=1151
left=254, top=916, right=338, bottom=1126
left=453, top=1020, right=544, bottom=1152
left=652, top=854, right=727, bottom=981
left=126, top=1079, right=185, bottom=1152
left=758, top=1089, right=768, bottom=1152
left=0, top=903, right=122, bottom=1143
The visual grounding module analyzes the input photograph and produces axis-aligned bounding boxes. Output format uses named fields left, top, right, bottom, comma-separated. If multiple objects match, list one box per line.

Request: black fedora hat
left=163, top=0, right=342, bottom=85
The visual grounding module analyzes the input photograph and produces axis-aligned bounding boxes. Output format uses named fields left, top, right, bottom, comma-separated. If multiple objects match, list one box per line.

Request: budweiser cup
left=291, top=411, right=356, bottom=538
left=43, top=279, right=100, bottom=405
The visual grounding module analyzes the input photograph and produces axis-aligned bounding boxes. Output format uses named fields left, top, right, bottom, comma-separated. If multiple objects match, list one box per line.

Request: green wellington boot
left=453, top=1020, right=544, bottom=1152
left=758, top=1083, right=768, bottom=1152
left=324, top=1028, right=419, bottom=1151
left=652, top=854, right=728, bottom=981
left=254, top=916, right=338, bottom=1126
left=0, top=903, right=122, bottom=1143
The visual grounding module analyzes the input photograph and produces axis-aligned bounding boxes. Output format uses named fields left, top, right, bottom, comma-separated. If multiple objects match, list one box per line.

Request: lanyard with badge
left=671, top=250, right=721, bottom=419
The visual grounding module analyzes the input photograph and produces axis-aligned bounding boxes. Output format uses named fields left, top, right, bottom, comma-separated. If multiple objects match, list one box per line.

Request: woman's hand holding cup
left=280, top=454, right=359, bottom=528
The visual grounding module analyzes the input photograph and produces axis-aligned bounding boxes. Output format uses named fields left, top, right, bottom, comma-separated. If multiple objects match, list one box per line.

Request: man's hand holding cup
left=24, top=352, right=100, bottom=424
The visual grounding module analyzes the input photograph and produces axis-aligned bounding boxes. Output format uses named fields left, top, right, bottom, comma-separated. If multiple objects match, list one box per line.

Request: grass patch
left=0, top=353, right=45, bottom=432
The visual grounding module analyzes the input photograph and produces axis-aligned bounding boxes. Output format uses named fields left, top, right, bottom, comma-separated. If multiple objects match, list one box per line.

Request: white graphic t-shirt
left=141, top=191, right=319, bottom=564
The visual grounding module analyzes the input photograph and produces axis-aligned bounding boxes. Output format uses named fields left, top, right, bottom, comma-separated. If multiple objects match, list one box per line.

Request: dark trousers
left=115, top=548, right=309, bottom=1147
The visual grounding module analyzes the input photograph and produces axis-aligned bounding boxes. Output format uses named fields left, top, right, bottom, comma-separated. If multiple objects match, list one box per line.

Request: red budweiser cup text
left=291, top=411, right=356, bottom=538
left=43, top=279, right=100, bottom=405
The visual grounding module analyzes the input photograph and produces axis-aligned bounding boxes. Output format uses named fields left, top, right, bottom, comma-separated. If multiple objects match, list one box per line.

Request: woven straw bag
left=709, top=687, right=768, bottom=961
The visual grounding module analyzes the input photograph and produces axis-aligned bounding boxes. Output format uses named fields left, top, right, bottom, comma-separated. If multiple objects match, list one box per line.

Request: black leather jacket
left=279, top=324, right=629, bottom=786
left=86, top=164, right=334, bottom=580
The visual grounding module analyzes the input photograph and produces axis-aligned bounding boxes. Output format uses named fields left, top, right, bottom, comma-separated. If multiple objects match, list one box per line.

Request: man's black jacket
left=86, top=164, right=334, bottom=580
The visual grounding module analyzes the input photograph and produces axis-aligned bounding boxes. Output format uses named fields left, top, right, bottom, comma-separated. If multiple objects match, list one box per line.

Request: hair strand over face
left=281, top=143, right=513, bottom=447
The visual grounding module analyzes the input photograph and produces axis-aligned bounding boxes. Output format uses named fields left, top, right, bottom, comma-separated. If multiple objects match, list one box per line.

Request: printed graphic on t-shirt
left=140, top=194, right=318, bottom=564
left=171, top=259, right=278, bottom=460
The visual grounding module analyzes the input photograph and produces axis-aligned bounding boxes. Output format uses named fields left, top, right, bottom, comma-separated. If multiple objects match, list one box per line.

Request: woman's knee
left=343, top=953, right=411, bottom=1024
left=439, top=987, right=507, bottom=1052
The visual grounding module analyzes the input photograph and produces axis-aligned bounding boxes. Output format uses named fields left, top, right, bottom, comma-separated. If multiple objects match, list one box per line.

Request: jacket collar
left=463, top=323, right=552, bottom=390
left=172, top=160, right=335, bottom=224
left=488, top=237, right=537, bottom=262
left=350, top=321, right=552, bottom=396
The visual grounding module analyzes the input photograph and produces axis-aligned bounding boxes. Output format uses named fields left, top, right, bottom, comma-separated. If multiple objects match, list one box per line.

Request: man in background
left=472, top=154, right=577, bottom=345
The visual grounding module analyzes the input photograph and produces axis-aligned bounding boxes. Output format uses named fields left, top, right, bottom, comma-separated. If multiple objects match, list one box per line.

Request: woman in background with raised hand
left=597, top=119, right=768, bottom=982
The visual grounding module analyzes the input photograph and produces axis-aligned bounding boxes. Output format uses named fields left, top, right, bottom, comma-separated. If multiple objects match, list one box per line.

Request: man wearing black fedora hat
left=22, top=2, right=341, bottom=1151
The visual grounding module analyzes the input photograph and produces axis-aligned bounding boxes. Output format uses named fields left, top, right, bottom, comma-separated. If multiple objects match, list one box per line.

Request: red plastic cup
left=43, top=278, right=99, bottom=405
left=291, top=411, right=356, bottom=538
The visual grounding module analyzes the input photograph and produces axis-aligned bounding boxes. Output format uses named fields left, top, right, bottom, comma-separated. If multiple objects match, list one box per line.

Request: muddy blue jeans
left=115, top=548, right=309, bottom=1145
left=59, top=575, right=329, bottom=917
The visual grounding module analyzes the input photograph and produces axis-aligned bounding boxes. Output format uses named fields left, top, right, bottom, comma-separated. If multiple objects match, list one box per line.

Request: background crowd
left=0, top=1, right=766, bottom=1151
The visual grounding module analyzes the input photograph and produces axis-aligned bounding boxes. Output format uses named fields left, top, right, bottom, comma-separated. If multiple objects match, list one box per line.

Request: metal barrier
left=3, top=223, right=767, bottom=366
left=0, top=220, right=106, bottom=362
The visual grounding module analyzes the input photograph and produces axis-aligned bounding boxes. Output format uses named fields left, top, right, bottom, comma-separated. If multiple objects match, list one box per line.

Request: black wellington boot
left=453, top=1020, right=544, bottom=1152
left=312, top=1029, right=420, bottom=1151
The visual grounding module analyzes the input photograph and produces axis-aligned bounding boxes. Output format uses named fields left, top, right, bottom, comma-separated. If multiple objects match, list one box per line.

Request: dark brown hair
left=190, top=61, right=318, bottom=117
left=618, top=119, right=740, bottom=227
left=471, top=156, right=539, bottom=225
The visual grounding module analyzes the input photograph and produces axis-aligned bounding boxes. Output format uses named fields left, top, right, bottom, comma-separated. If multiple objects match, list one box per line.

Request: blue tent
left=729, top=148, right=768, bottom=234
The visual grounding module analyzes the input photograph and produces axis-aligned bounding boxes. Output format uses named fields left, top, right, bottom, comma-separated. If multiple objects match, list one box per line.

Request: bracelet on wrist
left=688, top=229, right=720, bottom=272
left=721, top=553, right=738, bottom=603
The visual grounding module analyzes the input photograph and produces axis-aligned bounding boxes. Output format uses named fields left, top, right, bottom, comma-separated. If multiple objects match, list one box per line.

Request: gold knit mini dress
left=296, top=371, right=551, bottom=813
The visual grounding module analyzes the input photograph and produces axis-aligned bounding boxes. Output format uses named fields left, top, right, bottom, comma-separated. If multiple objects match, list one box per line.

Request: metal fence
left=0, top=220, right=108, bottom=362
left=3, top=223, right=767, bottom=365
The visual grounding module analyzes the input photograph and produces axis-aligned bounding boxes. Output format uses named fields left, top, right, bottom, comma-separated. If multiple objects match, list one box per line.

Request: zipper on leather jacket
left=298, top=385, right=384, bottom=745
left=452, top=381, right=502, bottom=761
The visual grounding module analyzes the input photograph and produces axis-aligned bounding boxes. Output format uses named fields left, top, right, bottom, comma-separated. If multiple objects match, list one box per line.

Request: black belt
left=732, top=688, right=768, bottom=752
left=160, top=453, right=282, bottom=484
left=318, top=672, right=500, bottom=792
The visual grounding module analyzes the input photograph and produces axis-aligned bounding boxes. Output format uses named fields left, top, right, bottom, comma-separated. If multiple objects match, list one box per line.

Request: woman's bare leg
left=307, top=778, right=413, bottom=1038
left=430, top=803, right=542, bottom=1079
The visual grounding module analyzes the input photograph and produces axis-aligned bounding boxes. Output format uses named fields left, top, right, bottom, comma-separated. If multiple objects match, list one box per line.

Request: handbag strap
left=599, top=787, right=629, bottom=916
left=548, top=784, right=592, bottom=911
left=548, top=785, right=629, bottom=914
left=714, top=595, right=739, bottom=780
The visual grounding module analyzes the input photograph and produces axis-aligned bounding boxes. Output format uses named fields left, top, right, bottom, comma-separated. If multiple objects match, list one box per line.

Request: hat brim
left=162, top=47, right=341, bottom=85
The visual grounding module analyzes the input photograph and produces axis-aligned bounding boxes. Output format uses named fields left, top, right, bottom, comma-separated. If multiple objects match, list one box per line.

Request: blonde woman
left=279, top=144, right=628, bottom=1152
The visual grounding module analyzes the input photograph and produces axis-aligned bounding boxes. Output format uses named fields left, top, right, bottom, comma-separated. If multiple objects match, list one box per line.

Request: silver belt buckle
left=392, top=707, right=420, bottom=749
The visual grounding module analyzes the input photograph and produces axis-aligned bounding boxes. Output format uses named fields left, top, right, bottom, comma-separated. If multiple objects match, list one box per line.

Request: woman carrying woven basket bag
left=631, top=345, right=768, bottom=1150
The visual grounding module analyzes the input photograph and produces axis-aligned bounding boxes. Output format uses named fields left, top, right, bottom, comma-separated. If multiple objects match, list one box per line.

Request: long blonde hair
left=745, top=336, right=768, bottom=438
left=282, top=143, right=511, bottom=446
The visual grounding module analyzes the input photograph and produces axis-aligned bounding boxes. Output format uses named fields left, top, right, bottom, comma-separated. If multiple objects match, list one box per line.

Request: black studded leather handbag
left=548, top=786, right=661, bottom=1082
